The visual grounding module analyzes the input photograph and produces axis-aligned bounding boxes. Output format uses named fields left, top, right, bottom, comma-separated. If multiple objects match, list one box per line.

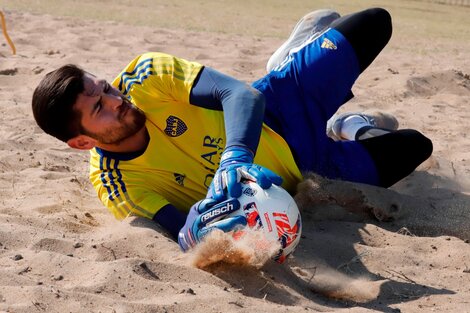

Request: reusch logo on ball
left=165, top=115, right=187, bottom=137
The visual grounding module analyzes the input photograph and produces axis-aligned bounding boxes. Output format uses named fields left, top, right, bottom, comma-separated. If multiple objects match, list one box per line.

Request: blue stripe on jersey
left=118, top=57, right=190, bottom=96
left=113, top=160, right=127, bottom=193
left=99, top=157, right=115, bottom=201
left=121, top=66, right=153, bottom=89
left=99, top=155, right=153, bottom=219
left=107, top=159, right=122, bottom=200
left=98, top=157, right=129, bottom=218
left=123, top=71, right=153, bottom=95
left=118, top=58, right=153, bottom=91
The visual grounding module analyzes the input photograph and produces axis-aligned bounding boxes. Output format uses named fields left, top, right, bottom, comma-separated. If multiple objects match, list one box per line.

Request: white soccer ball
left=231, top=180, right=302, bottom=263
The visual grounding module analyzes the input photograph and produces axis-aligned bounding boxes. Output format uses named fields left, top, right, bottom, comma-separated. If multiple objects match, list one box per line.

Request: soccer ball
left=231, top=180, right=302, bottom=263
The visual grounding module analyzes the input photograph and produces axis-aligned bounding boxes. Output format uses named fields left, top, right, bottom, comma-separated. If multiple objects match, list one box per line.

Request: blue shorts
left=252, top=28, right=379, bottom=185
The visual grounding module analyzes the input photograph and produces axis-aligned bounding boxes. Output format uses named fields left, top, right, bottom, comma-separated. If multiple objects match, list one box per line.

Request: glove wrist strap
left=220, top=145, right=254, bottom=166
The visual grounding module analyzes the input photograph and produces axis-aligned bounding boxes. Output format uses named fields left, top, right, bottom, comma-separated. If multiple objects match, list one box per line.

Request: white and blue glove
left=209, top=146, right=283, bottom=201
left=178, top=197, right=246, bottom=251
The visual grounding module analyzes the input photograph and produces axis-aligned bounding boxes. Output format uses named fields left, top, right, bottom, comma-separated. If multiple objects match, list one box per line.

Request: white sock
left=339, top=115, right=372, bottom=140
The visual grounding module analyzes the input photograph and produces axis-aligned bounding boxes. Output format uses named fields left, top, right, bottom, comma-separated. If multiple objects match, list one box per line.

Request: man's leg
left=326, top=111, right=433, bottom=187
left=267, top=8, right=400, bottom=144
left=266, top=9, right=340, bottom=72
left=358, top=130, right=433, bottom=187
left=322, top=7, right=395, bottom=141
left=328, top=9, right=433, bottom=187
left=330, top=8, right=392, bottom=74
left=256, top=8, right=432, bottom=187
left=327, top=110, right=399, bottom=141
left=254, top=8, right=390, bottom=175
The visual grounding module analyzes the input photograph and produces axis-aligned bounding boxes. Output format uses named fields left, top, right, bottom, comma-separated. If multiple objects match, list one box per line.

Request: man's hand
left=209, top=146, right=283, bottom=201
left=178, top=198, right=246, bottom=251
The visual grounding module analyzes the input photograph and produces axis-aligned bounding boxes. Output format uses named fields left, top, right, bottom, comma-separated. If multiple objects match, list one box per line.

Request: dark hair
left=32, top=64, right=85, bottom=142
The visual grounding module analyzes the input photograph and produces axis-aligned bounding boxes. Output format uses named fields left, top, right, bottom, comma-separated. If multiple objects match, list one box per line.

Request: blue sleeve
left=152, top=204, right=187, bottom=240
left=190, top=67, right=265, bottom=153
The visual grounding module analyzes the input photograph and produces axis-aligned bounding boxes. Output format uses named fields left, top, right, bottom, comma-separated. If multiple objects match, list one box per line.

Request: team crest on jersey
left=321, top=38, right=337, bottom=50
left=174, top=173, right=186, bottom=186
left=165, top=115, right=188, bottom=137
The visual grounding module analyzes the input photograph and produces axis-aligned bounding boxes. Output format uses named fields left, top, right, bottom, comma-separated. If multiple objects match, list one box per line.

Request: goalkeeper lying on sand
left=31, top=8, right=432, bottom=251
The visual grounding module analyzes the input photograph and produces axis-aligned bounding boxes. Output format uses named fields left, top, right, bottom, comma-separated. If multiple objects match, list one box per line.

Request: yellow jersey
left=89, top=52, right=302, bottom=220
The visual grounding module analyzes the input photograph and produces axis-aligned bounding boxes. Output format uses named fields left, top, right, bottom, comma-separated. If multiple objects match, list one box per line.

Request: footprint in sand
left=0, top=68, right=18, bottom=75
left=31, top=238, right=76, bottom=256
left=405, top=69, right=470, bottom=97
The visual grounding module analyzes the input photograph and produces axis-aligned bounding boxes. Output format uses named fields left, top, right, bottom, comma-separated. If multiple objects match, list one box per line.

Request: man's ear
left=67, top=135, right=97, bottom=150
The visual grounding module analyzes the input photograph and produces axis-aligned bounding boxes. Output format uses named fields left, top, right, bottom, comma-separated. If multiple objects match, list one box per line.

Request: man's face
left=73, top=72, right=146, bottom=145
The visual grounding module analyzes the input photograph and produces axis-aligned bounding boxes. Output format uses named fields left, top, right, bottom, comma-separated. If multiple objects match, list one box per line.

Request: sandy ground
left=0, top=3, right=469, bottom=313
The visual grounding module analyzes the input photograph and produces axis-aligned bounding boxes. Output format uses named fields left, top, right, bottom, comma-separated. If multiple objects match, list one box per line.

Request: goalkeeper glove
left=209, top=145, right=283, bottom=201
left=178, top=197, right=245, bottom=251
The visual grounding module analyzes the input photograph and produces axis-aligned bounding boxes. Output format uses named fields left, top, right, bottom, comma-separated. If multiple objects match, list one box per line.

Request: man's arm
left=190, top=66, right=265, bottom=153
left=154, top=201, right=246, bottom=252
left=152, top=204, right=187, bottom=240
left=190, top=67, right=282, bottom=200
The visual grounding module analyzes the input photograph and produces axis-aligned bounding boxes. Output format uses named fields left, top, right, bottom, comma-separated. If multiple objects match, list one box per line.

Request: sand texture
left=0, top=2, right=469, bottom=312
